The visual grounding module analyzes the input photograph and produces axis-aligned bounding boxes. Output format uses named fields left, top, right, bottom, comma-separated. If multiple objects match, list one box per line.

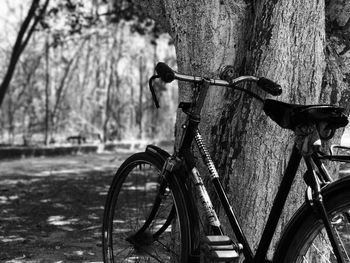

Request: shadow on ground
left=1, top=149, right=348, bottom=263
left=0, top=152, right=130, bottom=263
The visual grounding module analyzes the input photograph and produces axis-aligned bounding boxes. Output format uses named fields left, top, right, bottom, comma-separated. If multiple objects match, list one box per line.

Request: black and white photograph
left=0, top=1, right=350, bottom=262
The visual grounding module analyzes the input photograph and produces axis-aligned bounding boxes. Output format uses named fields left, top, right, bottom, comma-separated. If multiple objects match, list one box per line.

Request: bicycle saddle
left=263, top=99, right=348, bottom=131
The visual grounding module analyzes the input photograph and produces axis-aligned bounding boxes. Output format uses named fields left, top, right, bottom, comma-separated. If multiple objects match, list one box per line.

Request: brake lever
left=149, top=75, right=160, bottom=108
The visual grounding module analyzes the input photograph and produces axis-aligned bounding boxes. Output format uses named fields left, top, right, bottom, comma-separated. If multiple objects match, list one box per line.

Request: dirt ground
left=0, top=152, right=130, bottom=263
left=1, top=149, right=349, bottom=263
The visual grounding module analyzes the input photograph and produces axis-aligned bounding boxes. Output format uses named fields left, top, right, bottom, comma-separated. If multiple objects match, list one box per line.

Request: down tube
left=253, top=145, right=302, bottom=262
left=193, top=130, right=254, bottom=261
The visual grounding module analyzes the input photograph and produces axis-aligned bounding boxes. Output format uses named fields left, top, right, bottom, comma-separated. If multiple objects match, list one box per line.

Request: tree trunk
left=138, top=56, right=144, bottom=139
left=139, top=0, right=350, bottom=259
left=44, top=34, right=50, bottom=145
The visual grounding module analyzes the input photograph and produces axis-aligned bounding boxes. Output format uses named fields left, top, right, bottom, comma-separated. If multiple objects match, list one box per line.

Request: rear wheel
left=102, top=152, right=191, bottom=263
left=275, top=180, right=350, bottom=263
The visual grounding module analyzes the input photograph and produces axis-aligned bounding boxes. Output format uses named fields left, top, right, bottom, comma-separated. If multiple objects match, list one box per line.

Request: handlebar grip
left=257, top=77, right=282, bottom=96
left=149, top=76, right=160, bottom=108
left=155, top=62, right=175, bottom=83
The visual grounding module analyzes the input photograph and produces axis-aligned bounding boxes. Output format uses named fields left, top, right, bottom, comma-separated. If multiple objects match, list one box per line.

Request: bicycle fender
left=273, top=175, right=350, bottom=262
left=172, top=169, right=201, bottom=262
left=146, top=144, right=200, bottom=261
left=145, top=144, right=170, bottom=161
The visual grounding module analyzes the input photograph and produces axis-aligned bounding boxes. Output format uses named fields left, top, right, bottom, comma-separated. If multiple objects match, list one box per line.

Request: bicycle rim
left=103, top=154, right=188, bottom=263
left=280, top=191, right=350, bottom=263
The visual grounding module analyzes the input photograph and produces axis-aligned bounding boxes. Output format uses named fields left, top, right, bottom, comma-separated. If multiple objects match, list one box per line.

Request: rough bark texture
left=137, top=0, right=350, bottom=259
left=325, top=0, right=350, bottom=109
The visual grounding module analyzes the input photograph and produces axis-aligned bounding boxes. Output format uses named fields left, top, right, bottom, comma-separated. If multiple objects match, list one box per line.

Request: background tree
left=0, top=0, right=49, bottom=107
left=135, top=0, right=350, bottom=258
left=0, top=0, right=177, bottom=145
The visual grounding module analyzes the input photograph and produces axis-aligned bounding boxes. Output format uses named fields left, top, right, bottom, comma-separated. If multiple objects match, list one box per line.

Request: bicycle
left=102, top=62, right=350, bottom=263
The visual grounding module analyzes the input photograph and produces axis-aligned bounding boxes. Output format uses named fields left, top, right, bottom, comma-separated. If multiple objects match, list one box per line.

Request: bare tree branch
left=0, top=0, right=50, bottom=107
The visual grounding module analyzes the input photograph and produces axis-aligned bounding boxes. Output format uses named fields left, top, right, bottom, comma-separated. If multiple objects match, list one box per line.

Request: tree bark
left=138, top=0, right=350, bottom=259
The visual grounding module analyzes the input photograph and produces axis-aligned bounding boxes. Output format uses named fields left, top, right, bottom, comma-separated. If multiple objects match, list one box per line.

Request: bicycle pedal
left=201, top=236, right=240, bottom=261
left=202, top=235, right=233, bottom=246
left=205, top=250, right=239, bottom=261
left=207, top=244, right=236, bottom=250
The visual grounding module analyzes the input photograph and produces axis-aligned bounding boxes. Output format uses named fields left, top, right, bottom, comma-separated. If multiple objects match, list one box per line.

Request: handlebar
left=150, top=62, right=282, bottom=108
left=257, top=77, right=283, bottom=96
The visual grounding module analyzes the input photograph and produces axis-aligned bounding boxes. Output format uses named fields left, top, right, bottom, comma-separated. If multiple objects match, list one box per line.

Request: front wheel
left=274, top=176, right=350, bottom=263
left=102, top=152, right=192, bottom=263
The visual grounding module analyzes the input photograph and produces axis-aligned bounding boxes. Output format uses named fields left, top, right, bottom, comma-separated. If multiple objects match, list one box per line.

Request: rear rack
left=318, top=145, right=350, bottom=163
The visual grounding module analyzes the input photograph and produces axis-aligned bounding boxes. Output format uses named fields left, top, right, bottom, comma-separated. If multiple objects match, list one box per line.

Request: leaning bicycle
left=102, top=62, right=350, bottom=262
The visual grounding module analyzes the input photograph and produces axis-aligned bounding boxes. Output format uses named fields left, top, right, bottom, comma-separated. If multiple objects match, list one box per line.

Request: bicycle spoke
left=155, top=239, right=179, bottom=258
left=302, top=255, right=310, bottom=263
left=138, top=250, right=163, bottom=263
left=120, top=248, right=134, bottom=263
left=311, top=243, right=332, bottom=263
left=298, top=208, right=350, bottom=263
left=334, top=228, right=350, bottom=262
left=114, top=231, right=173, bottom=262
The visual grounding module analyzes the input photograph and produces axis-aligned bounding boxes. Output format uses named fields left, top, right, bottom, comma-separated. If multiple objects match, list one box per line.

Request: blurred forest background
left=0, top=0, right=178, bottom=147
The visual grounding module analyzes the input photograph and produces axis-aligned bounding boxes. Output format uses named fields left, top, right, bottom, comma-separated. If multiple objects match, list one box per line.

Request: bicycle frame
left=179, top=126, right=302, bottom=261
left=169, top=80, right=344, bottom=262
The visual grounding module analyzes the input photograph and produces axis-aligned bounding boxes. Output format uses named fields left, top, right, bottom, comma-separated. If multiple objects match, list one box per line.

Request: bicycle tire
left=102, top=152, right=192, bottom=263
left=274, top=176, right=350, bottom=263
